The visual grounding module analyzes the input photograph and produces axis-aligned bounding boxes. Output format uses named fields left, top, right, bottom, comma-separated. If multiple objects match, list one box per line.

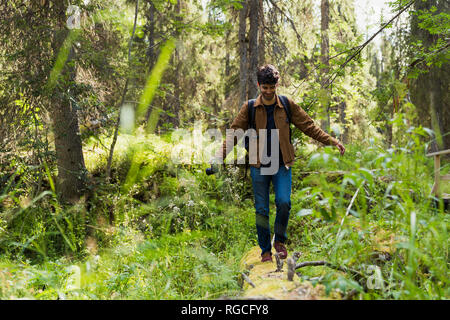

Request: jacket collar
left=253, top=94, right=284, bottom=108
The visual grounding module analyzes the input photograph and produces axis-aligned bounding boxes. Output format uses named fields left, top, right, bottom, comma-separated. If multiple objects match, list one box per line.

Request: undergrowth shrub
left=288, top=128, right=448, bottom=299
left=1, top=125, right=447, bottom=300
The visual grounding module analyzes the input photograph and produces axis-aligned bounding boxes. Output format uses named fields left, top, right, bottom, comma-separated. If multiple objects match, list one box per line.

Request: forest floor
left=0, top=132, right=448, bottom=300
left=239, top=246, right=332, bottom=300
left=237, top=214, right=398, bottom=300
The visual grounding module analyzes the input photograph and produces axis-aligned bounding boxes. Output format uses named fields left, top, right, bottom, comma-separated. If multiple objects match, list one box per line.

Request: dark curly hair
left=256, top=64, right=280, bottom=85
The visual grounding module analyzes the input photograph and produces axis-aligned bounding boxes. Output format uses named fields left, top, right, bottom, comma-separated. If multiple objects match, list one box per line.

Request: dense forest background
left=0, top=0, right=448, bottom=300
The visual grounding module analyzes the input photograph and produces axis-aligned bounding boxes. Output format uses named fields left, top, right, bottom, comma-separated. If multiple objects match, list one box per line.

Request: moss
left=239, top=246, right=332, bottom=299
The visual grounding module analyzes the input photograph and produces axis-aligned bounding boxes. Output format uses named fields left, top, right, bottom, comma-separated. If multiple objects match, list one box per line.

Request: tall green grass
left=0, top=127, right=256, bottom=299
left=287, top=127, right=448, bottom=299
left=1, top=111, right=448, bottom=299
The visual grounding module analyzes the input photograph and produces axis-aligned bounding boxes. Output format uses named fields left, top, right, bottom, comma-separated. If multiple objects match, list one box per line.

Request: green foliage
left=0, top=127, right=256, bottom=299
left=407, top=0, right=449, bottom=78
left=288, top=131, right=448, bottom=299
left=417, top=9, right=449, bottom=35
left=2, top=113, right=448, bottom=300
left=0, top=0, right=448, bottom=301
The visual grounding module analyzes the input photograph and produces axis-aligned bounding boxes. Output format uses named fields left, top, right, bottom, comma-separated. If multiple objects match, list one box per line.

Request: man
left=208, top=64, right=345, bottom=262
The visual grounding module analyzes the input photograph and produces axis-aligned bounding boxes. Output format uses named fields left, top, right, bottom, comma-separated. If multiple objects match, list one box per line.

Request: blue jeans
left=250, top=166, right=292, bottom=256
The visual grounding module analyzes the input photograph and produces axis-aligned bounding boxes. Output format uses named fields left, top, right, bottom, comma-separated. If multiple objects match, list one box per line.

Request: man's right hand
left=336, top=142, right=345, bottom=155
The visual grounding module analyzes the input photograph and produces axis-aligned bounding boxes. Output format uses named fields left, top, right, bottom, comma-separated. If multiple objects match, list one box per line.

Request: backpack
left=244, top=95, right=292, bottom=153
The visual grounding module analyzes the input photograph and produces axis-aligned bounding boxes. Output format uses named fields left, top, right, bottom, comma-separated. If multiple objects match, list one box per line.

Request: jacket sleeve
left=288, top=97, right=339, bottom=146
left=212, top=101, right=250, bottom=162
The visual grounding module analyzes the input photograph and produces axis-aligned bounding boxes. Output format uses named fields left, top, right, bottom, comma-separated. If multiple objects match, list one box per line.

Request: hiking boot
left=274, top=241, right=287, bottom=259
left=261, top=252, right=273, bottom=263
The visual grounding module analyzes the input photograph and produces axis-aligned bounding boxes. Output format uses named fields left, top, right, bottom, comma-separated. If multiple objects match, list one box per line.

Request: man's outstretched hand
left=336, top=142, right=345, bottom=155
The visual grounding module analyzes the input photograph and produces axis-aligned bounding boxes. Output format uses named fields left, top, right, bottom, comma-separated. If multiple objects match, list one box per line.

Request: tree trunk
left=320, top=0, right=330, bottom=133
left=52, top=90, right=87, bottom=204
left=338, top=101, right=348, bottom=144
left=429, top=70, right=445, bottom=150
left=258, top=0, right=265, bottom=65
left=146, top=1, right=156, bottom=72
left=224, top=29, right=232, bottom=100
left=172, top=0, right=182, bottom=127
left=51, top=7, right=87, bottom=203
left=239, top=0, right=249, bottom=107
left=248, top=0, right=259, bottom=99
left=410, top=0, right=449, bottom=151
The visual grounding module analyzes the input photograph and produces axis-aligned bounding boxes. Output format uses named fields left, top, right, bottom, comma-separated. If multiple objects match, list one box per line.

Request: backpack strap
left=278, top=95, right=292, bottom=143
left=278, top=95, right=291, bottom=123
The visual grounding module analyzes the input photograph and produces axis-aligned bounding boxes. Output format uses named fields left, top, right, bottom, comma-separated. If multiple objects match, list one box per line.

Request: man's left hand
left=336, top=142, right=345, bottom=155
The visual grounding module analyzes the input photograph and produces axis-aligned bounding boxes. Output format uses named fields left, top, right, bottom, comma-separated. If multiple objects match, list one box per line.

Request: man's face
left=258, top=83, right=277, bottom=100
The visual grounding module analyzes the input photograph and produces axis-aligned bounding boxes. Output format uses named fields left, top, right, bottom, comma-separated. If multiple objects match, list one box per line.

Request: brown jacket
left=215, top=94, right=339, bottom=168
